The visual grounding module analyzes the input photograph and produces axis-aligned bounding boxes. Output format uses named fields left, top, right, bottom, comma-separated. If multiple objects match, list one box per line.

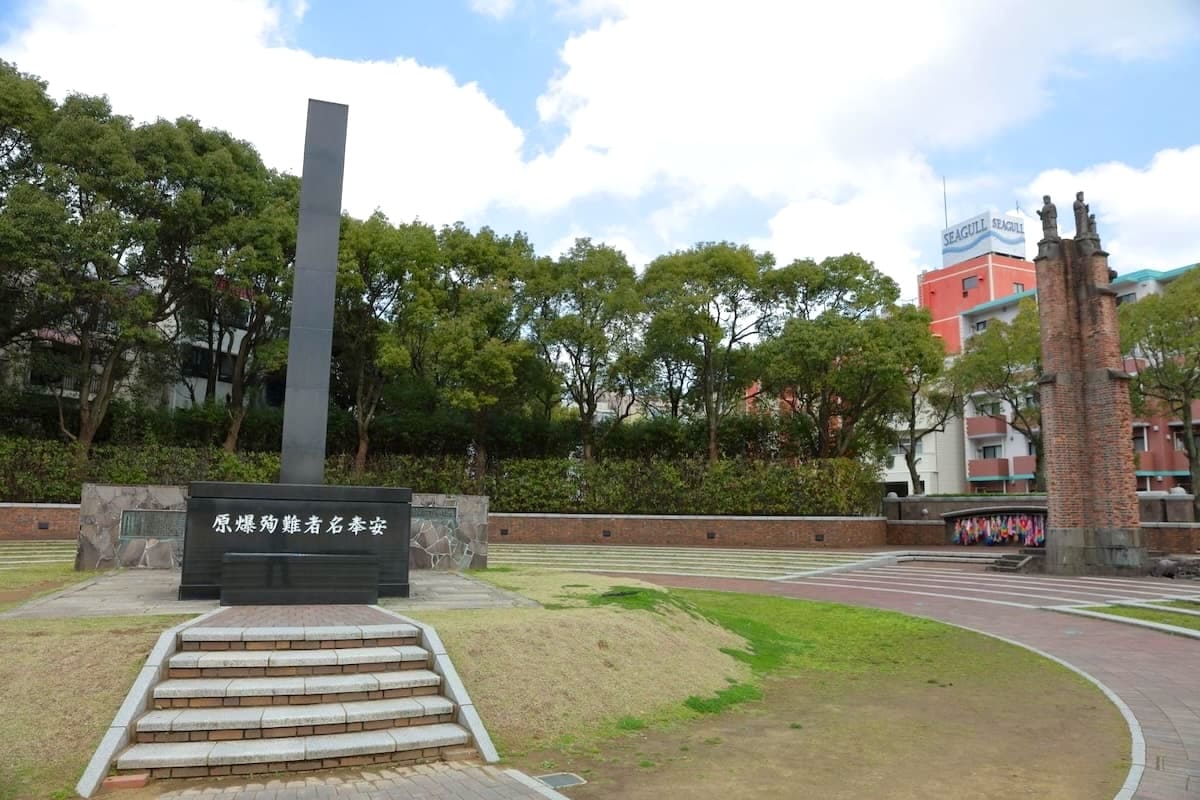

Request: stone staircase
left=988, top=549, right=1045, bottom=573
left=113, top=621, right=476, bottom=780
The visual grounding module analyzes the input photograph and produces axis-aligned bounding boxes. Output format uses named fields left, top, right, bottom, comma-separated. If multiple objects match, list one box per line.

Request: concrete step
left=988, top=555, right=1034, bottom=573
left=154, top=669, right=443, bottom=708
left=167, top=646, right=430, bottom=679
left=116, top=722, right=471, bottom=778
left=136, top=696, right=456, bottom=742
left=179, top=623, right=420, bottom=651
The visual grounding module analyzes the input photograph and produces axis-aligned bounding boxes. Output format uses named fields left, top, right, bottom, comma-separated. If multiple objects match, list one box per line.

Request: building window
left=1027, top=439, right=1037, bottom=456
left=962, top=275, right=979, bottom=291
left=1136, top=476, right=1151, bottom=492
left=1013, top=282, right=1025, bottom=293
left=1132, top=429, right=1148, bottom=452
left=974, top=320, right=988, bottom=332
left=980, top=444, right=1002, bottom=460
left=1174, top=430, right=1193, bottom=452
left=1116, top=292, right=1136, bottom=305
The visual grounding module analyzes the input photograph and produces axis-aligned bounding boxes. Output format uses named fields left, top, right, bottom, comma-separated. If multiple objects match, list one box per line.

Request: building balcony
left=968, top=458, right=1010, bottom=479
left=966, top=415, right=1008, bottom=437
left=1011, top=455, right=1036, bottom=476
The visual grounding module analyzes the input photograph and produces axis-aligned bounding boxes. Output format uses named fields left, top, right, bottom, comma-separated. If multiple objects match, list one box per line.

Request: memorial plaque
left=179, top=482, right=411, bottom=601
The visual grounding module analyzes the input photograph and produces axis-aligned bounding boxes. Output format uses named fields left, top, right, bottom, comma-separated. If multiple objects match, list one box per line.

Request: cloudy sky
left=2, top=0, right=1198, bottom=297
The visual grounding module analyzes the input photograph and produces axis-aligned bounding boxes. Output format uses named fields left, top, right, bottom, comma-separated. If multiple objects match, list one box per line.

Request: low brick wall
left=488, top=513, right=887, bottom=549
left=884, top=494, right=1197, bottom=523
left=1141, top=523, right=1200, bottom=554
left=0, top=503, right=79, bottom=540
left=885, top=520, right=947, bottom=546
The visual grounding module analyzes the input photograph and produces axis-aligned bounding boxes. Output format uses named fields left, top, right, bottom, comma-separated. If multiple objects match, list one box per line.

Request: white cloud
left=547, top=227, right=653, bottom=271
left=0, top=0, right=526, bottom=226
left=2, top=0, right=1197, bottom=292
left=513, top=0, right=1199, bottom=286
left=1024, top=146, right=1200, bottom=270
left=469, top=0, right=516, bottom=20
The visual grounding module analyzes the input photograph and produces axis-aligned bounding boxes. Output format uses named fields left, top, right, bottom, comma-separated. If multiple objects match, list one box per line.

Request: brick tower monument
left=1034, top=193, right=1146, bottom=574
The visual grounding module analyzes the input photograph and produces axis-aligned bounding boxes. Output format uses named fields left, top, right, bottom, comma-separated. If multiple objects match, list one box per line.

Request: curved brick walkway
left=639, top=572, right=1200, bottom=799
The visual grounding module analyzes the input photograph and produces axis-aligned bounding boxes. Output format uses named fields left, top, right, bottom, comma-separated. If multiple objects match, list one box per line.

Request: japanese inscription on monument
left=210, top=512, right=390, bottom=536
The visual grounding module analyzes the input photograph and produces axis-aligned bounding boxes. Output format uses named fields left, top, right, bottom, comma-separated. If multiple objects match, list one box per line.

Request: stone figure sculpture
left=1073, top=191, right=1091, bottom=237
left=1037, top=195, right=1058, bottom=240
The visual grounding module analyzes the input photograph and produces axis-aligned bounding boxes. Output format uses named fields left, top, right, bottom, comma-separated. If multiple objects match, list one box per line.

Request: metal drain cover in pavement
left=536, top=772, right=588, bottom=788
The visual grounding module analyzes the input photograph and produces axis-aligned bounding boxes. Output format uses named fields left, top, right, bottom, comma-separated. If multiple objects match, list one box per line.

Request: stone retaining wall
left=489, top=513, right=887, bottom=548
left=28, top=485, right=490, bottom=571
left=0, top=502, right=79, bottom=540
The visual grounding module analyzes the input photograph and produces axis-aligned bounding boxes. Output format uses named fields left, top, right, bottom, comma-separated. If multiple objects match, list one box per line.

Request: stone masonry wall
left=490, top=513, right=887, bottom=548
left=0, top=503, right=78, bottom=541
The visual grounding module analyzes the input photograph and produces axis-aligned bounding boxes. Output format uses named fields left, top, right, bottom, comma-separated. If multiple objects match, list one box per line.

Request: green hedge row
left=0, top=438, right=882, bottom=516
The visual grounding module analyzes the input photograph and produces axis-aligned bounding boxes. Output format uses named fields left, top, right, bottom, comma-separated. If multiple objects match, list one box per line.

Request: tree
left=214, top=170, right=299, bottom=451
left=952, top=299, right=1044, bottom=489
left=768, top=252, right=900, bottom=322
left=333, top=213, right=438, bottom=476
left=760, top=310, right=910, bottom=460
left=26, top=99, right=269, bottom=461
left=0, top=60, right=60, bottom=350
left=889, top=305, right=961, bottom=493
left=641, top=242, right=776, bottom=462
left=1121, top=268, right=1200, bottom=517
left=639, top=309, right=700, bottom=419
left=529, top=238, right=641, bottom=460
left=425, top=223, right=540, bottom=485
left=32, top=95, right=165, bottom=460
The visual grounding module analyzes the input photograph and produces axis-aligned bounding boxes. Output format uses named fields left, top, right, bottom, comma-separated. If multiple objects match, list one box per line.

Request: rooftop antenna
left=942, top=177, right=948, bottom=227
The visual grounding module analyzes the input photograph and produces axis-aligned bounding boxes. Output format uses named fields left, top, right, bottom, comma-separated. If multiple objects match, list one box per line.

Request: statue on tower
left=1037, top=195, right=1059, bottom=240
left=1073, top=191, right=1092, bottom=237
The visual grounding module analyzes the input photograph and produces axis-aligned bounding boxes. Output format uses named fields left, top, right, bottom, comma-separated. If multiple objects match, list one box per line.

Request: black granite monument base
left=179, top=482, right=411, bottom=603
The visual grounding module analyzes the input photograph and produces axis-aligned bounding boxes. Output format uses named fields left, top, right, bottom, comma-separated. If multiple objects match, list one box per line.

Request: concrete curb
left=75, top=606, right=227, bottom=798
left=504, top=768, right=573, bottom=799
left=373, top=606, right=501, bottom=763
left=772, top=553, right=900, bottom=580
left=919, top=620, right=1146, bottom=800
left=1053, top=606, right=1200, bottom=641
left=1113, top=600, right=1200, bottom=617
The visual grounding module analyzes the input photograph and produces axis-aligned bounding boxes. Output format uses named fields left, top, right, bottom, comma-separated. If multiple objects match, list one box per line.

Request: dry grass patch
left=418, top=604, right=750, bottom=752
left=0, top=615, right=191, bottom=800
left=465, top=567, right=662, bottom=607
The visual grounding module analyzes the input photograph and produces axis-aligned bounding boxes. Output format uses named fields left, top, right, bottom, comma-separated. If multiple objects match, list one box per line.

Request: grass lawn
left=461, top=567, right=1128, bottom=800
left=1083, top=603, right=1200, bottom=631
left=0, top=562, right=93, bottom=613
left=1160, top=599, right=1200, bottom=610
left=0, top=615, right=190, bottom=800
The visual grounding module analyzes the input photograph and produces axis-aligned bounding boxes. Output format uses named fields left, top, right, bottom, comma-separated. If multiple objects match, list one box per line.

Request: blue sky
left=2, top=0, right=1198, bottom=293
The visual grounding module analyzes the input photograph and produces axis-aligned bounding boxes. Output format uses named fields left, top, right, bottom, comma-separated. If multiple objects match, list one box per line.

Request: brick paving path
left=191, top=605, right=399, bottom=627
left=641, top=569, right=1200, bottom=799
left=151, top=762, right=566, bottom=799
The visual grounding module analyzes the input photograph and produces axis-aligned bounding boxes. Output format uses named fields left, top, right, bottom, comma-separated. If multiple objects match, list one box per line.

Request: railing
left=965, top=416, right=1008, bottom=437
left=968, top=458, right=1010, bottom=478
